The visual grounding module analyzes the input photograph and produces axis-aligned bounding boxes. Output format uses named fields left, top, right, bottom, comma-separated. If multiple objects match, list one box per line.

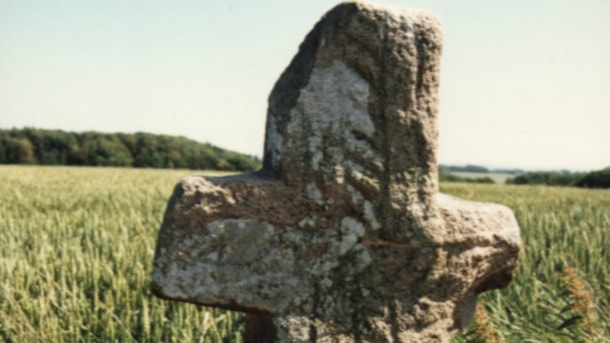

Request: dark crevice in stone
left=245, top=312, right=276, bottom=343
left=309, top=282, right=320, bottom=342
left=379, top=11, right=394, bottom=243
left=389, top=300, right=400, bottom=343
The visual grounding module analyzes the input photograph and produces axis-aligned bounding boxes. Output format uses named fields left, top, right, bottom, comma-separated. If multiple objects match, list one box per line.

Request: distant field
left=1, top=166, right=608, bottom=342
left=450, top=171, right=515, bottom=184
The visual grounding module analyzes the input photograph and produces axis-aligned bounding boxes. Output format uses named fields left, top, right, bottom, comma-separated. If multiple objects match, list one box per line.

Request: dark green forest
left=0, top=128, right=261, bottom=171
left=439, top=163, right=610, bottom=189
left=506, top=168, right=610, bottom=189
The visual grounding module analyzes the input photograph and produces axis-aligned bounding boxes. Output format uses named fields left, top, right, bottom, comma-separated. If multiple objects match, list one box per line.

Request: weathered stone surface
left=151, top=2, right=521, bottom=342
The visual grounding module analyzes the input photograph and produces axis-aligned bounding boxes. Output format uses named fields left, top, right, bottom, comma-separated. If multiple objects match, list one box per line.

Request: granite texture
left=152, top=2, right=521, bottom=342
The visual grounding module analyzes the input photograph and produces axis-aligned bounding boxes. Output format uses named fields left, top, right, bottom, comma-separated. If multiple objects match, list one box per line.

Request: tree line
left=506, top=168, right=610, bottom=189
left=439, top=163, right=610, bottom=189
left=0, top=128, right=261, bottom=171
left=439, top=171, right=495, bottom=184
left=440, top=164, right=524, bottom=175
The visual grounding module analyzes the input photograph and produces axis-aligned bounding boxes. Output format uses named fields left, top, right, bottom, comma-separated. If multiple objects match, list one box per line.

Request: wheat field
left=0, top=166, right=608, bottom=342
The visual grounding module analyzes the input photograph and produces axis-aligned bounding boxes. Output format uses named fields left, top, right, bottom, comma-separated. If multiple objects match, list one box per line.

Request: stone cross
left=151, top=2, right=521, bottom=342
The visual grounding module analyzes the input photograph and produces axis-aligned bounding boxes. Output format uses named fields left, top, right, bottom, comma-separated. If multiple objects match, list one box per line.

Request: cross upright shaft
left=151, top=2, right=521, bottom=342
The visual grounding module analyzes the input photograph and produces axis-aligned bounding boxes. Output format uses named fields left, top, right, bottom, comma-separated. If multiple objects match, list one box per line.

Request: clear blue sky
left=1, top=0, right=608, bottom=171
